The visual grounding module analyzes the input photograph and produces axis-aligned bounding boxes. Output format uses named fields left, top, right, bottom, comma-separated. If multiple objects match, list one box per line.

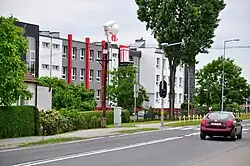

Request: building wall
left=138, top=48, right=185, bottom=109
left=61, top=39, right=102, bottom=106
left=16, top=22, right=39, bottom=77
left=39, top=36, right=63, bottom=78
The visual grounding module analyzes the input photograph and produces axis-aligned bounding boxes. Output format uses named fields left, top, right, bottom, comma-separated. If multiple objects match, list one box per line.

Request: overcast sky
left=1, top=0, right=250, bottom=81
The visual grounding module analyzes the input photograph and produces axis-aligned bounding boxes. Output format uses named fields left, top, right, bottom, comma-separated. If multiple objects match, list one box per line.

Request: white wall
left=139, top=48, right=185, bottom=109
left=39, top=36, right=63, bottom=78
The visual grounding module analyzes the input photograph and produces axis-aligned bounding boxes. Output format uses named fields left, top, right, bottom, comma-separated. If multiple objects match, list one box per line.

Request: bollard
left=192, top=115, right=195, bottom=121
left=183, top=115, right=186, bottom=124
left=188, top=115, right=191, bottom=121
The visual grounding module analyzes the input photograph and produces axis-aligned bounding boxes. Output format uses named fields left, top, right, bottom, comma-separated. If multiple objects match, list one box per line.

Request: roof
left=24, top=72, right=38, bottom=84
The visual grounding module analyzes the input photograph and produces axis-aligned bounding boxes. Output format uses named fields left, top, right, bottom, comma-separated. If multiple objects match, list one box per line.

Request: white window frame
left=62, top=67, right=67, bottom=79
left=52, top=65, right=59, bottom=71
left=90, top=69, right=93, bottom=82
left=53, top=44, right=59, bottom=50
left=72, top=68, right=76, bottom=80
left=80, top=48, right=85, bottom=61
left=156, top=75, right=160, bottom=85
left=96, top=89, right=101, bottom=101
left=90, top=50, right=94, bottom=62
left=97, top=51, right=101, bottom=60
left=62, top=46, right=67, bottom=58
left=179, top=93, right=182, bottom=103
left=156, top=92, right=159, bottom=103
left=96, top=70, right=101, bottom=82
left=42, top=42, right=50, bottom=48
left=80, top=68, right=84, bottom=81
left=179, top=77, right=182, bottom=87
left=42, top=64, right=49, bottom=70
left=156, top=58, right=160, bottom=68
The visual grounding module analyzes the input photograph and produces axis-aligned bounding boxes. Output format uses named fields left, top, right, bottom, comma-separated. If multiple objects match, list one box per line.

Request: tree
left=38, top=77, right=96, bottom=111
left=108, top=65, right=149, bottom=110
left=0, top=16, right=32, bottom=106
left=196, top=57, right=250, bottom=110
left=135, top=0, right=225, bottom=119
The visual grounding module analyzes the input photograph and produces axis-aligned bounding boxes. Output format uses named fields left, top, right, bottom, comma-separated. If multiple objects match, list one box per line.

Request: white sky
left=1, top=0, right=250, bottom=81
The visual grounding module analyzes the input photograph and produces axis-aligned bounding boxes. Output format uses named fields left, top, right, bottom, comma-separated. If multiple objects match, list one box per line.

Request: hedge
left=0, top=106, right=40, bottom=139
left=40, top=109, right=130, bottom=136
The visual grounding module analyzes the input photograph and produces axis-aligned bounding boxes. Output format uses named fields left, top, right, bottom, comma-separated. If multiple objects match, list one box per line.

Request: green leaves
left=0, top=16, right=31, bottom=106
left=38, top=77, right=97, bottom=111
left=108, top=65, right=148, bottom=110
left=196, top=57, right=250, bottom=108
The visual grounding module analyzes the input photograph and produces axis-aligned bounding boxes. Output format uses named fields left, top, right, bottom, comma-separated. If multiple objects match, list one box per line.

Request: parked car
left=200, top=111, right=243, bottom=141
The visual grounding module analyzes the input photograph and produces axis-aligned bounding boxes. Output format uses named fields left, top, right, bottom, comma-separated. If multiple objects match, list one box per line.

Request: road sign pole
left=161, top=53, right=164, bottom=128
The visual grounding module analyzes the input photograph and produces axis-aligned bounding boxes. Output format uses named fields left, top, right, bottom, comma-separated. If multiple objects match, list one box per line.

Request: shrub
left=106, top=111, right=114, bottom=125
left=122, top=110, right=130, bottom=123
left=0, top=106, right=40, bottom=139
left=40, top=109, right=61, bottom=136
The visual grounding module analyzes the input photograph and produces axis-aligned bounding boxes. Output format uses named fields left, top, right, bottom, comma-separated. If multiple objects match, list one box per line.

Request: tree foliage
left=0, top=16, right=32, bottom=106
left=38, top=77, right=96, bottom=111
left=196, top=57, right=250, bottom=110
left=108, top=65, right=149, bottom=110
left=135, top=0, right=225, bottom=119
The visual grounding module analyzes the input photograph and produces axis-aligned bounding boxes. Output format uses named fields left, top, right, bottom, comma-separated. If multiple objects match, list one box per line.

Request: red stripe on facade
left=85, top=37, right=90, bottom=90
left=101, top=40, right=106, bottom=109
left=67, top=34, right=72, bottom=84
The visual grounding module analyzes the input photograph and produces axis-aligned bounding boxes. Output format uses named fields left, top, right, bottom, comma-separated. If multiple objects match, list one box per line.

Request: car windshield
left=206, top=112, right=231, bottom=120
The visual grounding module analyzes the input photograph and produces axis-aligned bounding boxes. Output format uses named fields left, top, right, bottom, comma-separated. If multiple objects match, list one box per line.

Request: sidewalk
left=0, top=122, right=173, bottom=149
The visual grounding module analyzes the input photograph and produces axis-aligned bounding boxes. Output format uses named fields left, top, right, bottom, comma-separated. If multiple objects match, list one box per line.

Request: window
left=179, top=93, right=182, bottom=103
left=156, top=58, right=160, bottom=68
left=53, top=44, right=59, bottom=49
left=90, top=50, right=94, bottom=62
left=156, top=75, right=160, bottom=85
left=52, top=65, right=59, bottom=71
left=112, top=53, right=117, bottom=58
left=72, top=68, right=76, bottom=80
left=80, top=68, right=84, bottom=81
left=62, top=67, right=67, bottom=79
left=179, top=77, right=182, bottom=87
left=90, top=69, right=93, bottom=81
left=42, top=42, right=50, bottom=48
left=97, top=51, right=102, bottom=60
left=73, top=47, right=77, bottom=59
left=156, top=92, right=159, bottom=102
left=42, top=64, right=49, bottom=70
left=80, top=48, right=85, bottom=60
left=62, top=46, right=67, bottom=58
left=96, top=70, right=101, bottom=82
left=30, top=51, right=35, bottom=61
left=96, top=89, right=101, bottom=101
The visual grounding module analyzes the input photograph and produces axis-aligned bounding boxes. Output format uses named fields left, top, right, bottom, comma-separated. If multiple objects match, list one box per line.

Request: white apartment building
left=39, top=32, right=63, bottom=78
left=139, top=48, right=185, bottom=109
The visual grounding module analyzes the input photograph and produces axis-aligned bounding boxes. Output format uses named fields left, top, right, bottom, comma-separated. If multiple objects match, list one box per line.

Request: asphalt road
left=0, top=121, right=250, bottom=166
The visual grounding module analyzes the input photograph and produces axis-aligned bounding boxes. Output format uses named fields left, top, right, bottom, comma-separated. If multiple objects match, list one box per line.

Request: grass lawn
left=113, top=128, right=159, bottom=134
left=164, top=120, right=202, bottom=127
left=106, top=119, right=176, bottom=128
left=19, top=137, right=87, bottom=147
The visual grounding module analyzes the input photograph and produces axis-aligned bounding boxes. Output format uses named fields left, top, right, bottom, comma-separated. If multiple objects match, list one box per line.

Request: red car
left=200, top=111, right=243, bottom=141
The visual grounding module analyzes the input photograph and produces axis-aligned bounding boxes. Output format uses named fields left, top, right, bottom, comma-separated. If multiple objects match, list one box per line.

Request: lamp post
left=221, top=38, right=240, bottom=112
left=159, top=41, right=183, bottom=128
left=102, top=21, right=119, bottom=126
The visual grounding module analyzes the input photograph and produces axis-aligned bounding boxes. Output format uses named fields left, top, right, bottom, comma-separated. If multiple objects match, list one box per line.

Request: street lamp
left=221, top=38, right=240, bottom=112
left=102, top=21, right=119, bottom=126
left=159, top=41, right=183, bottom=128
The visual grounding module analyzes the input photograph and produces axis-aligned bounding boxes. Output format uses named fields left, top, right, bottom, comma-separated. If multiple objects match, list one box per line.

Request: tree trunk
left=169, top=62, right=177, bottom=120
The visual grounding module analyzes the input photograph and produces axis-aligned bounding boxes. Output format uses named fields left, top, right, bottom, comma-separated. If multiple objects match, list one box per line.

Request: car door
left=234, top=116, right=242, bottom=135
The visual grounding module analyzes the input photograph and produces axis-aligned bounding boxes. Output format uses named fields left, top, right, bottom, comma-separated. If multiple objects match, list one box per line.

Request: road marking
left=242, top=132, right=248, bottom=134
left=183, top=132, right=200, bottom=137
left=12, top=136, right=183, bottom=166
left=243, top=128, right=249, bottom=131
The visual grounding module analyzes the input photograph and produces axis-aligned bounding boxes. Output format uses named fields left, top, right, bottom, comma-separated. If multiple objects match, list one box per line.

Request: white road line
left=12, top=136, right=183, bottom=166
left=243, top=128, right=249, bottom=131
left=183, top=132, right=200, bottom=137
left=242, top=132, right=248, bottom=134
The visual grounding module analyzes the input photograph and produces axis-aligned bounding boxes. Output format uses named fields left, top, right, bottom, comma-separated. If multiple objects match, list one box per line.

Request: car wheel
left=200, top=133, right=206, bottom=140
left=237, top=129, right=243, bottom=139
left=231, top=131, right=237, bottom=141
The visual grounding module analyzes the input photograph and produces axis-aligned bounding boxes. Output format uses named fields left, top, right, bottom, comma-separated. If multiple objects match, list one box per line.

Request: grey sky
left=1, top=0, right=250, bottom=81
